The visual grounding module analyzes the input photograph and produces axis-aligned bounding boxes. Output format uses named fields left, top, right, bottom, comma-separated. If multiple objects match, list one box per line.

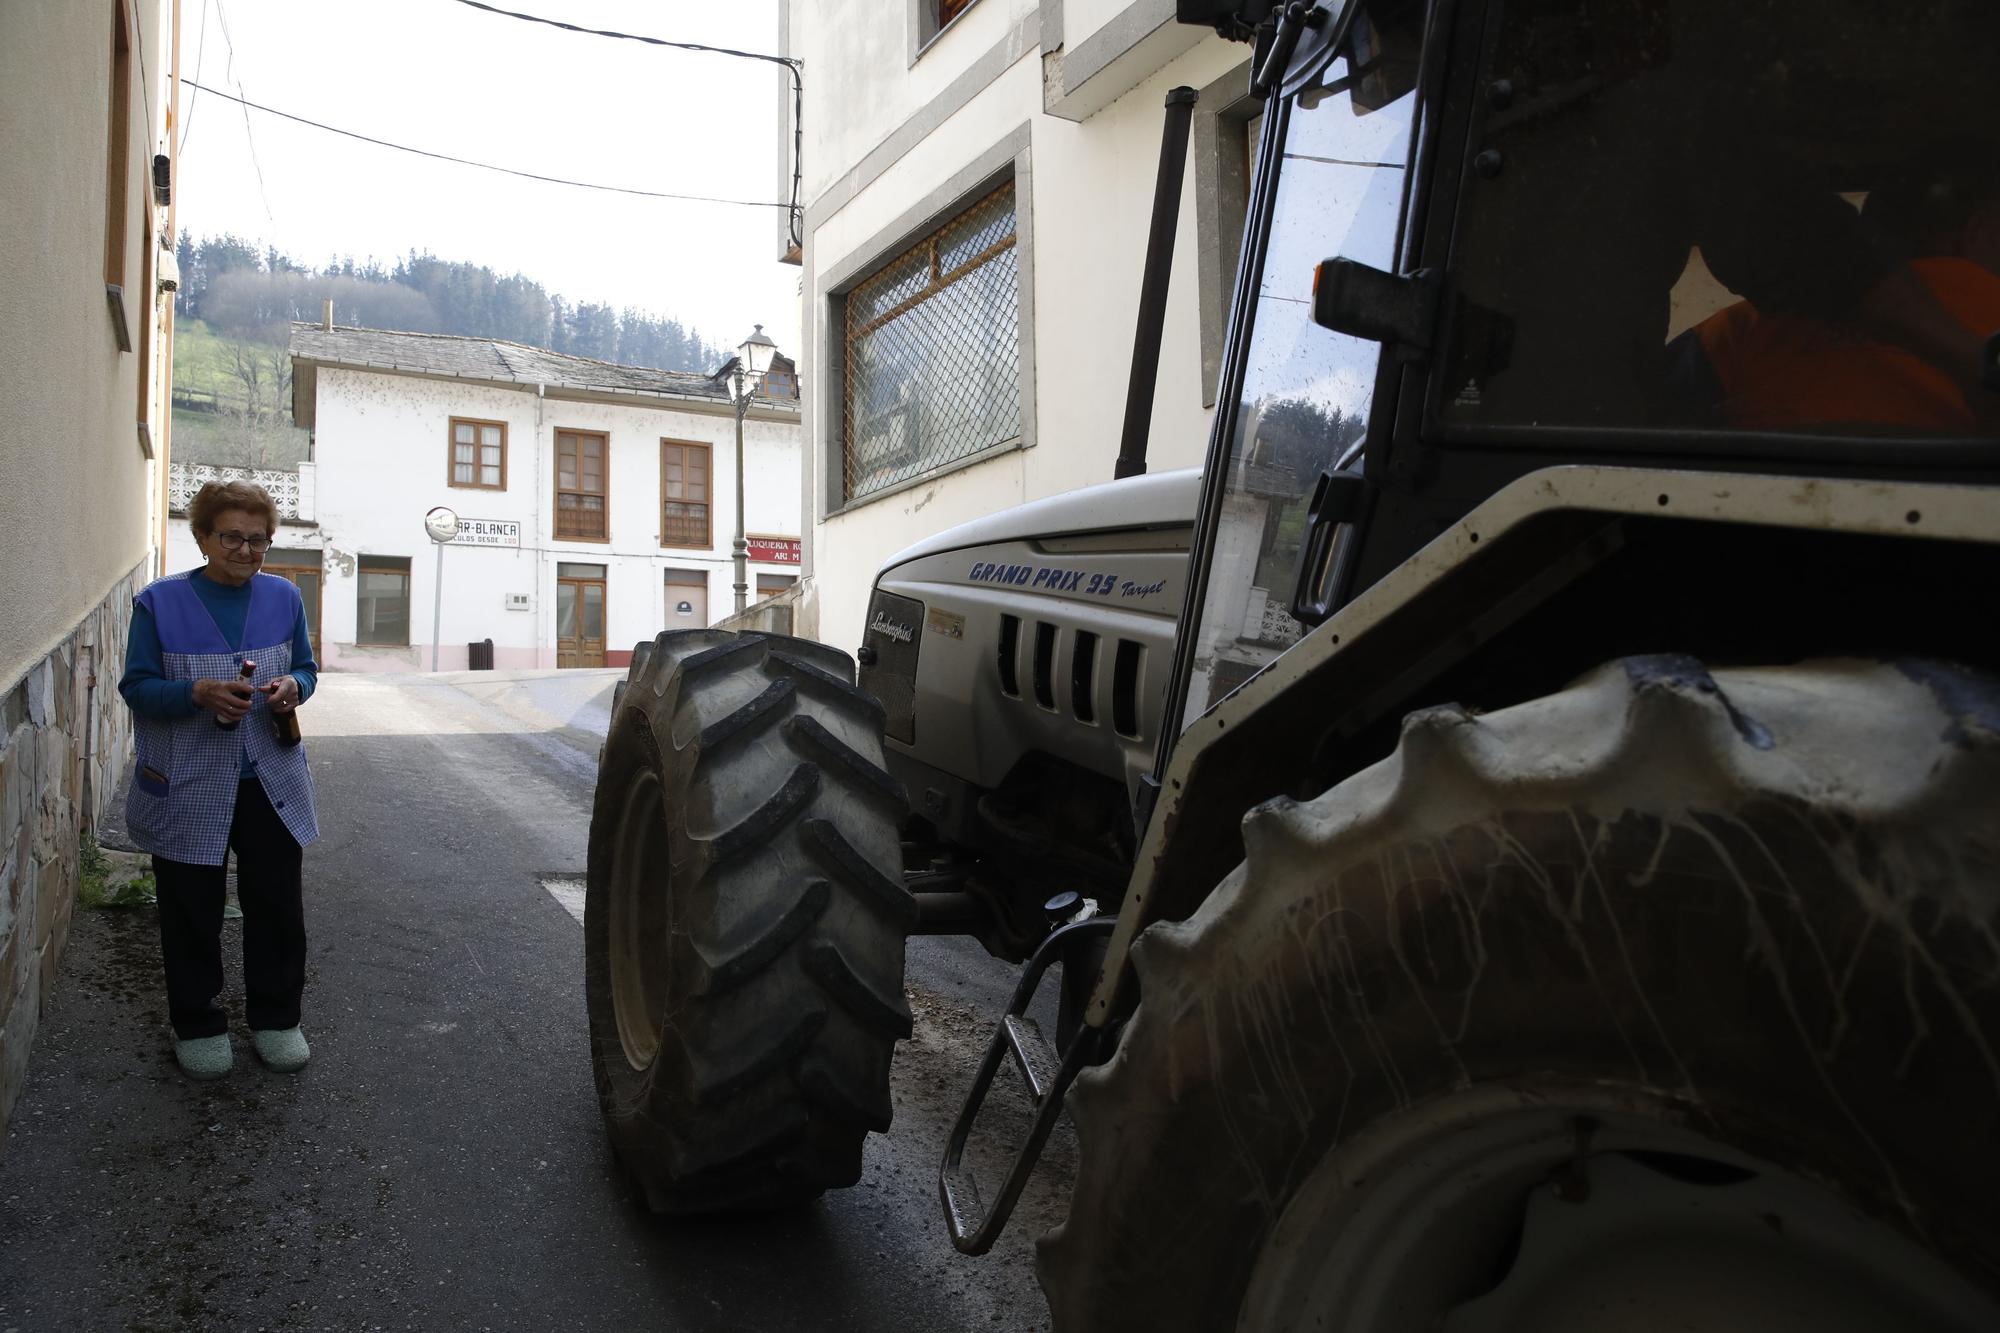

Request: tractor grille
left=859, top=590, right=924, bottom=744
left=997, top=615, right=1150, bottom=743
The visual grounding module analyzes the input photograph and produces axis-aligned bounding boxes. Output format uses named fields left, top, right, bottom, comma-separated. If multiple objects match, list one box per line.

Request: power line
left=215, top=0, right=276, bottom=233
left=447, top=0, right=795, bottom=70
left=445, top=0, right=805, bottom=250
left=179, top=0, right=212, bottom=154
left=182, top=80, right=793, bottom=210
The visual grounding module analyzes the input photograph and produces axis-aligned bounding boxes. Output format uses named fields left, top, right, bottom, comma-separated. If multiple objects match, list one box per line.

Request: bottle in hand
left=215, top=658, right=256, bottom=730
left=272, top=696, right=302, bottom=747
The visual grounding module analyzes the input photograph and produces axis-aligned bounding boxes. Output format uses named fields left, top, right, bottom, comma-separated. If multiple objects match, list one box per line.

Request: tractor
left=586, top=1, right=2000, bottom=1327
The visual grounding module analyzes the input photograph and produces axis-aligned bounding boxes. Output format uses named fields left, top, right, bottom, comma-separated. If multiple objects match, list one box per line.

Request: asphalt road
left=0, top=669, right=1073, bottom=1332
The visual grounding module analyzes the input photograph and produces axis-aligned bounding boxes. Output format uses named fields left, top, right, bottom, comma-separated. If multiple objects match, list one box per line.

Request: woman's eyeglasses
left=213, top=531, right=272, bottom=552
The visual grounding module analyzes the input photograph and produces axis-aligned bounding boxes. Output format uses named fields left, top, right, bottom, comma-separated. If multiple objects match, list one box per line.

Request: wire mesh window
left=555, top=430, right=608, bottom=541
left=450, top=417, right=506, bottom=489
left=843, top=180, right=1021, bottom=503
left=660, top=440, right=710, bottom=548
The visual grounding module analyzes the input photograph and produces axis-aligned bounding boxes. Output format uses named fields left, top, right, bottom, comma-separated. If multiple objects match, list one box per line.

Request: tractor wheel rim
left=1238, top=1085, right=1999, bottom=1333
left=609, top=768, right=669, bottom=1071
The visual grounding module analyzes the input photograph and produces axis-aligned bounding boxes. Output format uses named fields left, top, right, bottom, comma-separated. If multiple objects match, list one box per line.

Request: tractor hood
left=878, top=467, right=1202, bottom=575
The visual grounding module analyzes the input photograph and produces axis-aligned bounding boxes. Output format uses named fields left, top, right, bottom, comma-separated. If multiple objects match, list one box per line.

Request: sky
left=172, top=0, right=800, bottom=361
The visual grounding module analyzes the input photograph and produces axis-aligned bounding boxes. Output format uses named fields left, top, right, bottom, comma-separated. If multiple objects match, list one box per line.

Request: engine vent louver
left=998, top=614, right=1022, bottom=698
left=1112, top=639, right=1143, bottom=739
left=1032, top=622, right=1058, bottom=710
left=1071, top=631, right=1099, bottom=724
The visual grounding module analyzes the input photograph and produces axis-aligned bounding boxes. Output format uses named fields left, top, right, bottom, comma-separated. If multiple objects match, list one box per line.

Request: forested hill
left=175, top=232, right=730, bottom=373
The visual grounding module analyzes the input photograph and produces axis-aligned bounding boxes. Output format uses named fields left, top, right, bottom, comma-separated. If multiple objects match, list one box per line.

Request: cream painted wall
left=0, top=0, right=170, bottom=688
left=793, top=2, right=1244, bottom=652
left=308, top=367, right=801, bottom=671
left=800, top=0, right=1039, bottom=202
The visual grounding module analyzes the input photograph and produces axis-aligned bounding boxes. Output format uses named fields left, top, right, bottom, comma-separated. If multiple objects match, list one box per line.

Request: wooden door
left=263, top=550, right=323, bottom=657
left=557, top=573, right=607, bottom=667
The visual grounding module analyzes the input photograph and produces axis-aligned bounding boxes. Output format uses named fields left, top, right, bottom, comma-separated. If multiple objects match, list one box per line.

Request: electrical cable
left=214, top=0, right=277, bottom=233
left=179, top=0, right=212, bottom=153
left=444, top=0, right=805, bottom=250
left=182, top=80, right=794, bottom=210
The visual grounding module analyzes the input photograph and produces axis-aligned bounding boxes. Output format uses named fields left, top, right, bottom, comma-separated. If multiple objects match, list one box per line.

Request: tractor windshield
left=1177, top=30, right=1417, bottom=729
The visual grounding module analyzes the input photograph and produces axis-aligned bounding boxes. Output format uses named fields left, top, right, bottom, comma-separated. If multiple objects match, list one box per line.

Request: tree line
left=175, top=233, right=732, bottom=373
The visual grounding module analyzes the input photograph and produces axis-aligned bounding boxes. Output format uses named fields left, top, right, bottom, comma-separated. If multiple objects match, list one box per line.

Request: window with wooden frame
left=659, top=440, right=711, bottom=549
left=554, top=429, right=609, bottom=541
left=918, top=0, right=978, bottom=48
left=449, top=417, right=507, bottom=489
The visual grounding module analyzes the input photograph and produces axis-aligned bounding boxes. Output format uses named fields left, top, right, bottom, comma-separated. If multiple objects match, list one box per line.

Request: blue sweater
left=121, top=569, right=319, bottom=773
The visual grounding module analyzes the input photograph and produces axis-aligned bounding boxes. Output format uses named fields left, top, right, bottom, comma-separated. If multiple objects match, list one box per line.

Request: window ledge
left=105, top=284, right=133, bottom=353
left=826, top=433, right=1026, bottom=520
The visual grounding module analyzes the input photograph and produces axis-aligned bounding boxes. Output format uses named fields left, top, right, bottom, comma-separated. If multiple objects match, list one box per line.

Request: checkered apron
left=126, top=572, right=319, bottom=866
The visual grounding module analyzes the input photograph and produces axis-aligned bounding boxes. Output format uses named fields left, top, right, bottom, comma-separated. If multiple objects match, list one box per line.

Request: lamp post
left=728, top=323, right=780, bottom=615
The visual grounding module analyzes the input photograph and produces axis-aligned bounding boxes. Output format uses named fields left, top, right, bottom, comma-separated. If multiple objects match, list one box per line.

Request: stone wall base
left=0, top=560, right=145, bottom=1140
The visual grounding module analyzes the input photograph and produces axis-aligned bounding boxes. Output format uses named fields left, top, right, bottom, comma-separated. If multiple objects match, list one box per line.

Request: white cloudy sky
left=173, top=0, right=799, bottom=359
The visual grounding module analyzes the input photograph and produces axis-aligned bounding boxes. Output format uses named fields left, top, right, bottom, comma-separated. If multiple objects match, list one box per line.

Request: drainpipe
left=1114, top=86, right=1199, bottom=481
left=535, top=383, right=546, bottom=667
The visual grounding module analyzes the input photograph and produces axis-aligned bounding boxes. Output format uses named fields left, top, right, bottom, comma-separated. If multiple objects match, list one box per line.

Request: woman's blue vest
left=125, top=572, right=319, bottom=865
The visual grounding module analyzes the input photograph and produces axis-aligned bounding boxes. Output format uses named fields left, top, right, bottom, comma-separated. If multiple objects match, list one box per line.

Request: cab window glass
left=1441, top=0, right=2000, bottom=438
left=1181, top=42, right=1418, bottom=730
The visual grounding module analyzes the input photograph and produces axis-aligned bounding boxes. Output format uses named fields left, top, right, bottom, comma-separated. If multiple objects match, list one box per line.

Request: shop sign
left=449, top=518, right=522, bottom=548
left=747, top=535, right=802, bottom=564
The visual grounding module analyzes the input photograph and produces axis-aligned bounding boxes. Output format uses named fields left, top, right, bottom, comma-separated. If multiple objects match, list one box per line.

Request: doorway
left=263, top=548, right=323, bottom=657
left=665, top=568, right=708, bottom=629
left=557, top=562, right=607, bottom=667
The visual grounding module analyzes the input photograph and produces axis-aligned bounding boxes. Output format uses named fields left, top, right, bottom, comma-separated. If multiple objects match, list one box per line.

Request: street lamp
left=728, top=324, right=780, bottom=614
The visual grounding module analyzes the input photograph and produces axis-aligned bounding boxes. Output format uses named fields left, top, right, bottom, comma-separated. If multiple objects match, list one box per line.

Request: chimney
left=322, top=298, right=334, bottom=331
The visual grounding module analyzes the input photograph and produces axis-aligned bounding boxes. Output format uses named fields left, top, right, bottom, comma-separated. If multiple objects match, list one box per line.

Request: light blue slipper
left=174, top=1034, right=233, bottom=1080
left=252, top=1027, right=310, bottom=1072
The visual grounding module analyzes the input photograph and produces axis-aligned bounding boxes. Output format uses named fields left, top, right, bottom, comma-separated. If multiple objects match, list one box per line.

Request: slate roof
left=288, top=324, right=738, bottom=405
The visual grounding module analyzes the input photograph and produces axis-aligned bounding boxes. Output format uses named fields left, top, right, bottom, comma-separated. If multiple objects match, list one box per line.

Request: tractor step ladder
left=938, top=916, right=1116, bottom=1255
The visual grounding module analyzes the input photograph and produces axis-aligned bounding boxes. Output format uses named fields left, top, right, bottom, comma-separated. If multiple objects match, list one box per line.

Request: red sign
left=747, top=535, right=802, bottom=565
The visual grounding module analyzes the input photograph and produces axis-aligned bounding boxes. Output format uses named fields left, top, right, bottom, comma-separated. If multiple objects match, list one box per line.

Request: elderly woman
left=119, top=480, right=320, bottom=1080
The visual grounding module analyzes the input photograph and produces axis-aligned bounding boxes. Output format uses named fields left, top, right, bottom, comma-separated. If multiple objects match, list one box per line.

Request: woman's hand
left=193, top=676, right=255, bottom=723
left=261, top=675, right=302, bottom=714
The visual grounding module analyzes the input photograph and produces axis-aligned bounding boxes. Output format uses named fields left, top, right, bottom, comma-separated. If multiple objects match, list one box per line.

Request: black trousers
left=152, top=779, right=307, bottom=1039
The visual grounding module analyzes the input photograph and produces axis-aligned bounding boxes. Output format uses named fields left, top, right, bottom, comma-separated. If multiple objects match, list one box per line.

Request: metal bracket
left=938, top=916, right=1117, bottom=1255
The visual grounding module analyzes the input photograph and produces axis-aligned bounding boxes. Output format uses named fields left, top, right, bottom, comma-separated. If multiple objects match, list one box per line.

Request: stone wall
left=0, top=560, right=145, bottom=1139
left=713, top=580, right=805, bottom=637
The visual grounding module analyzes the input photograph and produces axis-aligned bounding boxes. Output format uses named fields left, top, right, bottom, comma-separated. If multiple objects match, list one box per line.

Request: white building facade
left=781, top=1, right=1249, bottom=651
left=266, top=326, right=801, bottom=672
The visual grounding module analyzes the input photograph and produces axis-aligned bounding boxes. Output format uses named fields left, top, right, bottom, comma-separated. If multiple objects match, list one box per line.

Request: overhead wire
left=182, top=80, right=794, bottom=210
left=178, top=0, right=212, bottom=153
left=214, top=0, right=277, bottom=233
left=444, top=0, right=805, bottom=250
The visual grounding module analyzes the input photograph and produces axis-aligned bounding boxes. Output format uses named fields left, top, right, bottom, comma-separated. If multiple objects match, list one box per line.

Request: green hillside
left=170, top=319, right=311, bottom=468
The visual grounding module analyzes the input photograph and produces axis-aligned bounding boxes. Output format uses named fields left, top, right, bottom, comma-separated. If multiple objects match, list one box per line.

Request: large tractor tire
left=586, top=629, right=914, bottom=1214
left=1039, top=658, right=2000, bottom=1331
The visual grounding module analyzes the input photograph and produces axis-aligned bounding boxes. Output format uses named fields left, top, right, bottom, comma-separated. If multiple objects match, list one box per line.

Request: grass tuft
left=78, top=833, right=157, bottom=909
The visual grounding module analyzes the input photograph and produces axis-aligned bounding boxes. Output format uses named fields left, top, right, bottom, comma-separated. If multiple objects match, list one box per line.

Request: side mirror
left=1312, top=259, right=1440, bottom=354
